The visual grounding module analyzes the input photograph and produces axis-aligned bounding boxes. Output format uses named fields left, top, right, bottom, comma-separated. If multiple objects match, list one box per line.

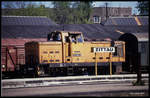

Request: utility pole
left=105, top=2, right=108, bottom=20
left=61, top=15, right=65, bottom=31
left=95, top=53, right=98, bottom=76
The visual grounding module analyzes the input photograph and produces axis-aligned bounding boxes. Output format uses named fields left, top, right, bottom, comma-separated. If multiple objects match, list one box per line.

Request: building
left=90, top=7, right=132, bottom=23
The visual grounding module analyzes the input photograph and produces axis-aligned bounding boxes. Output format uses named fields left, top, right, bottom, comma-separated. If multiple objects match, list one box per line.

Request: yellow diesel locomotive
left=25, top=31, right=125, bottom=77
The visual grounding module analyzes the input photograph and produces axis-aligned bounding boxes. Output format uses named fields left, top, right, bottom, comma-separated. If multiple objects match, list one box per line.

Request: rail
left=2, top=74, right=149, bottom=89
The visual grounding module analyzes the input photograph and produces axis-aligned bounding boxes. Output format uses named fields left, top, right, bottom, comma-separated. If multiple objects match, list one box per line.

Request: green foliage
left=52, top=1, right=71, bottom=24
left=2, top=1, right=93, bottom=24
left=71, top=1, right=93, bottom=24
left=136, top=1, right=149, bottom=15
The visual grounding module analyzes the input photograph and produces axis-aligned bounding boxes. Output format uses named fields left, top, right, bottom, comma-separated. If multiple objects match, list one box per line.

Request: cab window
left=77, top=35, right=83, bottom=42
left=69, top=34, right=83, bottom=43
left=47, top=32, right=62, bottom=41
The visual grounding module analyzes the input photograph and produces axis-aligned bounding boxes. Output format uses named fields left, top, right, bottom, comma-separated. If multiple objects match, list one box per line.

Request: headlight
left=2, top=65, right=5, bottom=68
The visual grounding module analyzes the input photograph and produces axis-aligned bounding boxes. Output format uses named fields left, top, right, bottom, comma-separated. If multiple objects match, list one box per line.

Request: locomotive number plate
left=93, top=47, right=115, bottom=52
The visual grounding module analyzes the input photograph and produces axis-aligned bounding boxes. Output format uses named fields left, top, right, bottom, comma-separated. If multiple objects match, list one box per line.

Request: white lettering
left=93, top=47, right=115, bottom=52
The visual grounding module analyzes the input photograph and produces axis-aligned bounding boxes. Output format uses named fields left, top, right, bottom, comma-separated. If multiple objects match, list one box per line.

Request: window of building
left=93, top=16, right=101, bottom=23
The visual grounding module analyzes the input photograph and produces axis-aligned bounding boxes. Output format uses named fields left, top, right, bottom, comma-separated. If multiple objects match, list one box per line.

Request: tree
left=71, top=1, right=93, bottom=24
left=136, top=1, right=149, bottom=15
left=25, top=3, right=36, bottom=16
left=52, top=1, right=71, bottom=24
left=51, top=1, right=93, bottom=24
left=2, top=2, right=48, bottom=16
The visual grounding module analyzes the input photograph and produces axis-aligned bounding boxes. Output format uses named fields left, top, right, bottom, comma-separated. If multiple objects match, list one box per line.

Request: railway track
left=2, top=74, right=148, bottom=89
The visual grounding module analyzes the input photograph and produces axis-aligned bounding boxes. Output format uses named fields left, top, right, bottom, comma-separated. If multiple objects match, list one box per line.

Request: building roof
left=2, top=24, right=148, bottom=40
left=1, top=25, right=59, bottom=38
left=1, top=16, right=149, bottom=41
left=57, top=24, right=148, bottom=40
left=1, top=16, right=57, bottom=26
left=132, top=33, right=149, bottom=41
left=1, top=16, right=58, bottom=38
left=59, top=24, right=121, bottom=40
left=137, top=16, right=149, bottom=25
left=104, top=16, right=149, bottom=26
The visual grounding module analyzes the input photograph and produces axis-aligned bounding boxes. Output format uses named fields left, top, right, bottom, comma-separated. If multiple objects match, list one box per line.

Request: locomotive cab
left=47, top=31, right=84, bottom=43
left=67, top=32, right=84, bottom=43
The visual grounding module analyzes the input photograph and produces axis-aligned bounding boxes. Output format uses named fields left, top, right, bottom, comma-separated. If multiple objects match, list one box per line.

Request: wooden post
left=61, top=33, right=65, bottom=63
left=110, top=53, right=112, bottom=75
left=95, top=53, right=98, bottom=76
left=110, top=61, right=112, bottom=75
left=6, top=47, right=8, bottom=71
